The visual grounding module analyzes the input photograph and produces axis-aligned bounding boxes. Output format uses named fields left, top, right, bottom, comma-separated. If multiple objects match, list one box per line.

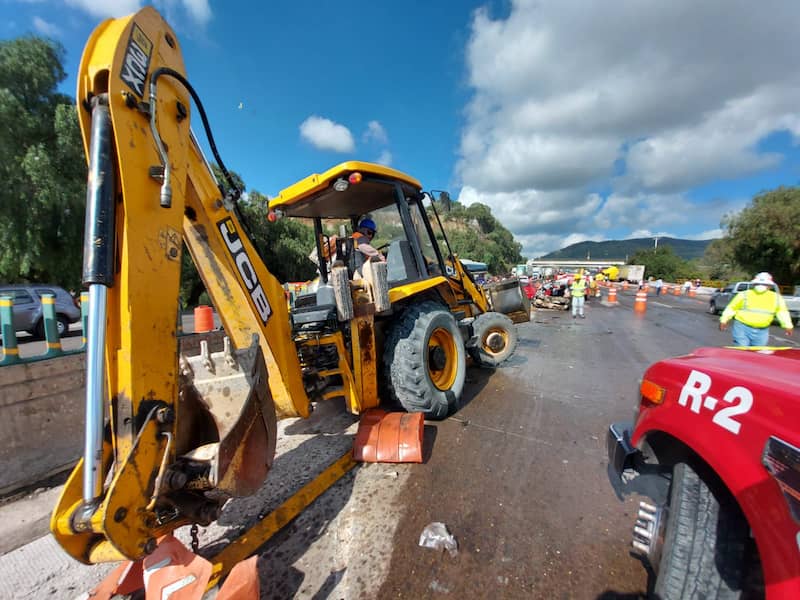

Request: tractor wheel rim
left=428, top=327, right=458, bottom=390
left=483, top=327, right=508, bottom=355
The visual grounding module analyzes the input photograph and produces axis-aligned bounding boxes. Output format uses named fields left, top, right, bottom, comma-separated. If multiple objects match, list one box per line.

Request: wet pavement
left=1, top=287, right=795, bottom=598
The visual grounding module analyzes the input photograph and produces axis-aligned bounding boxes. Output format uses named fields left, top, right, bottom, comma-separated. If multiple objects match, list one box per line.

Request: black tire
left=708, top=301, right=718, bottom=315
left=469, top=312, right=518, bottom=367
left=655, top=462, right=753, bottom=599
left=382, top=301, right=466, bottom=419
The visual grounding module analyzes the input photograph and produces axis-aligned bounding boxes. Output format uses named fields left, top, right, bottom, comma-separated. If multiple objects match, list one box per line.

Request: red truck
left=607, top=346, right=800, bottom=599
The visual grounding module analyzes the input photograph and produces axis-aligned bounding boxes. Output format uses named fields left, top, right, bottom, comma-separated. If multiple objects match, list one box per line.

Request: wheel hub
left=429, top=345, right=447, bottom=371
left=485, top=331, right=505, bottom=352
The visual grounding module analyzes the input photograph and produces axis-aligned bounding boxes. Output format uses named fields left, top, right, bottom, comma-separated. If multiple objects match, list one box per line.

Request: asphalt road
left=0, top=288, right=795, bottom=598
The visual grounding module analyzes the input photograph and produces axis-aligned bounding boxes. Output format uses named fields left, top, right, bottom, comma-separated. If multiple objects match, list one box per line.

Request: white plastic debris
left=419, top=522, right=458, bottom=557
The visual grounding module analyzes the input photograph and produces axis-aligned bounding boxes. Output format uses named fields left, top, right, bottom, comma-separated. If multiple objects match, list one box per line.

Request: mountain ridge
left=537, top=237, right=712, bottom=261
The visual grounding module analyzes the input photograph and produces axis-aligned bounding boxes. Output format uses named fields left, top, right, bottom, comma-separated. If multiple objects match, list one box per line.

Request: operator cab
left=270, top=161, right=454, bottom=298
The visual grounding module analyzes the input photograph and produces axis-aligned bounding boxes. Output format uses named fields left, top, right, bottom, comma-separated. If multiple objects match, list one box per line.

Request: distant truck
left=608, top=346, right=800, bottom=598
left=604, top=264, right=645, bottom=283
left=708, top=281, right=800, bottom=324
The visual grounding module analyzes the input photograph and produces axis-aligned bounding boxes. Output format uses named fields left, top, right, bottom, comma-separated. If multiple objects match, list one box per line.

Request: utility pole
left=653, top=236, right=661, bottom=250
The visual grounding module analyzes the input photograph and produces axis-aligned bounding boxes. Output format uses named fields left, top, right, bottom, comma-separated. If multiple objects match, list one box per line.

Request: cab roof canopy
left=269, top=161, right=423, bottom=219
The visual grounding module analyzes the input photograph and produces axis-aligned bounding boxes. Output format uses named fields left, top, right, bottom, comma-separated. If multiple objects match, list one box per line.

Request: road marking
left=652, top=302, right=673, bottom=308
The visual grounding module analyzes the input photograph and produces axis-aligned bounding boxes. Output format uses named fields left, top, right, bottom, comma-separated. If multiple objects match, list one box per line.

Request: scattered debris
left=419, top=522, right=458, bottom=557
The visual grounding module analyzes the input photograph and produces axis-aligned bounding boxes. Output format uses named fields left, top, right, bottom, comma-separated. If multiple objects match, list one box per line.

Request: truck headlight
left=762, top=436, right=800, bottom=524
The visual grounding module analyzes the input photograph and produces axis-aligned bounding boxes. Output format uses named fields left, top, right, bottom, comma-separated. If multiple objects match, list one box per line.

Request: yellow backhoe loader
left=50, top=6, right=528, bottom=593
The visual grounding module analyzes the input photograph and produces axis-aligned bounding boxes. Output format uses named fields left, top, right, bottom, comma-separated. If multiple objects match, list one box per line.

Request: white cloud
left=32, top=16, right=61, bottom=37
left=299, top=116, right=355, bottom=153
left=180, top=0, right=212, bottom=25
left=364, top=121, right=388, bottom=145
left=458, top=0, right=800, bottom=257
left=376, top=150, right=392, bottom=166
left=65, top=0, right=140, bottom=18
left=64, top=0, right=211, bottom=25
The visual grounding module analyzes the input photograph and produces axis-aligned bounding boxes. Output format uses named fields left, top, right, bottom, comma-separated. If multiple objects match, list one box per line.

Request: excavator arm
left=51, top=7, right=309, bottom=564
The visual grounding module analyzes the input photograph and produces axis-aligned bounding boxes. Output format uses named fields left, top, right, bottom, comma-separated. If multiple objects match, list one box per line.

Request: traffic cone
left=608, top=286, right=618, bottom=304
left=634, top=290, right=647, bottom=314
left=623, top=281, right=629, bottom=291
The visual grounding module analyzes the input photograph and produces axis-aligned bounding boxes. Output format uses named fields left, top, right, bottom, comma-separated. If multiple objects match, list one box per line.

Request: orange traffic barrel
left=688, top=287, right=696, bottom=298
left=607, top=286, right=618, bottom=304
left=623, top=281, right=629, bottom=291
left=194, top=305, right=214, bottom=333
left=673, top=285, right=680, bottom=296
left=634, top=290, right=647, bottom=314
left=660, top=286, right=667, bottom=295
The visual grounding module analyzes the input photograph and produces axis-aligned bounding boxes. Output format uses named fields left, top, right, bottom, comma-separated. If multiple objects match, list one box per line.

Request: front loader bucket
left=485, top=278, right=531, bottom=323
left=352, top=409, right=424, bottom=463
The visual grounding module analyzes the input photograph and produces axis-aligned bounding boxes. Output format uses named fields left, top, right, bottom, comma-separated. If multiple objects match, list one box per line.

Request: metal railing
left=0, top=292, right=89, bottom=365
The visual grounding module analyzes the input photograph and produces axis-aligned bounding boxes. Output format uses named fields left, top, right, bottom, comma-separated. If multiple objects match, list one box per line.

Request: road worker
left=570, top=270, right=587, bottom=319
left=719, top=272, right=793, bottom=346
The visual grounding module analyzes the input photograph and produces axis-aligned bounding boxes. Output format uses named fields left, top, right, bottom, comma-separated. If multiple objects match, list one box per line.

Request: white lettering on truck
left=677, top=369, right=753, bottom=435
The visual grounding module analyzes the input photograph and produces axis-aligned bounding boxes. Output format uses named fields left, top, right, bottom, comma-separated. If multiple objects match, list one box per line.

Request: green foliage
left=723, top=186, right=800, bottom=285
left=240, top=191, right=316, bottom=282
left=438, top=201, right=523, bottom=274
left=0, top=37, right=84, bottom=288
left=628, top=245, right=698, bottom=281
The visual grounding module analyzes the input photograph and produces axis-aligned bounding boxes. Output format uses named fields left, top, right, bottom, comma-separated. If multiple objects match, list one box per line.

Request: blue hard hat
left=358, top=218, right=377, bottom=232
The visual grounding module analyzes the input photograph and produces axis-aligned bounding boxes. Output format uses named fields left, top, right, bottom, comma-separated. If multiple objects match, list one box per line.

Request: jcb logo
left=219, top=218, right=271, bottom=324
left=120, top=24, right=153, bottom=98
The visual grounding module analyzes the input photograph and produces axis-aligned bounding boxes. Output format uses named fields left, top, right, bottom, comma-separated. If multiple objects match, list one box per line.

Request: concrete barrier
left=0, top=330, right=225, bottom=497
left=0, top=353, right=85, bottom=495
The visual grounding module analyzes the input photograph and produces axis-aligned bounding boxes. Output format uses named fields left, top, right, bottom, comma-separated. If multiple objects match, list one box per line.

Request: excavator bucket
left=352, top=409, right=424, bottom=463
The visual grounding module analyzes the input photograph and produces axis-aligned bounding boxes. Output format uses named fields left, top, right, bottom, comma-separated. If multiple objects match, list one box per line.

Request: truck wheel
left=469, top=312, right=518, bottom=368
left=56, top=315, right=70, bottom=337
left=383, top=301, right=466, bottom=419
left=655, top=462, right=752, bottom=599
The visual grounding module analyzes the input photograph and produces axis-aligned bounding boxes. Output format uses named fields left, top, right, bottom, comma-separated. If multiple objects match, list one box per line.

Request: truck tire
left=469, top=312, right=518, bottom=368
left=708, top=301, right=718, bottom=315
left=655, top=462, right=752, bottom=599
left=383, top=301, right=466, bottom=419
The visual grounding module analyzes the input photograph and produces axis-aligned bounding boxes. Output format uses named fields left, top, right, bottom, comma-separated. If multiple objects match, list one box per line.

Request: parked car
left=0, top=284, right=81, bottom=338
left=707, top=282, right=753, bottom=315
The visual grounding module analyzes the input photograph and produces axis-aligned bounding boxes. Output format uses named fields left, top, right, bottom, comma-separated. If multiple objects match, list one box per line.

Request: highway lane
left=0, top=291, right=793, bottom=599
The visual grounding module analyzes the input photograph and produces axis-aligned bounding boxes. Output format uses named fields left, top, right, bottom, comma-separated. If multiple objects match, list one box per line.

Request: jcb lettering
left=218, top=218, right=271, bottom=324
left=677, top=369, right=753, bottom=435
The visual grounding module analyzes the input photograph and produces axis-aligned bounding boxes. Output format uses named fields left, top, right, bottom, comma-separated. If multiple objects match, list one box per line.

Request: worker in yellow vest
left=719, top=272, right=794, bottom=346
left=570, top=271, right=587, bottom=319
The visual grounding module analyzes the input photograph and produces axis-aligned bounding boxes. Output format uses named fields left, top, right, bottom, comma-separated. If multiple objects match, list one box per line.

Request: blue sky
left=3, top=0, right=800, bottom=259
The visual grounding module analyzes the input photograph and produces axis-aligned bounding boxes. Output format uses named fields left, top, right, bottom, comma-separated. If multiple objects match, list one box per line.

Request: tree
left=628, top=246, right=696, bottom=281
left=239, top=191, right=316, bottom=282
left=438, top=201, right=523, bottom=274
left=723, top=187, right=800, bottom=285
left=0, top=37, right=85, bottom=289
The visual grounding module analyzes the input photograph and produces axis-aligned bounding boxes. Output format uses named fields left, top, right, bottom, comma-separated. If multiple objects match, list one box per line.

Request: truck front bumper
left=607, top=421, right=637, bottom=478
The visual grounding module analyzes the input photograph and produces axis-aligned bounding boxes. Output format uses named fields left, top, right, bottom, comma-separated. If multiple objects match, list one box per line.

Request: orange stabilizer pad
left=86, top=534, right=260, bottom=600
left=352, top=409, right=424, bottom=463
